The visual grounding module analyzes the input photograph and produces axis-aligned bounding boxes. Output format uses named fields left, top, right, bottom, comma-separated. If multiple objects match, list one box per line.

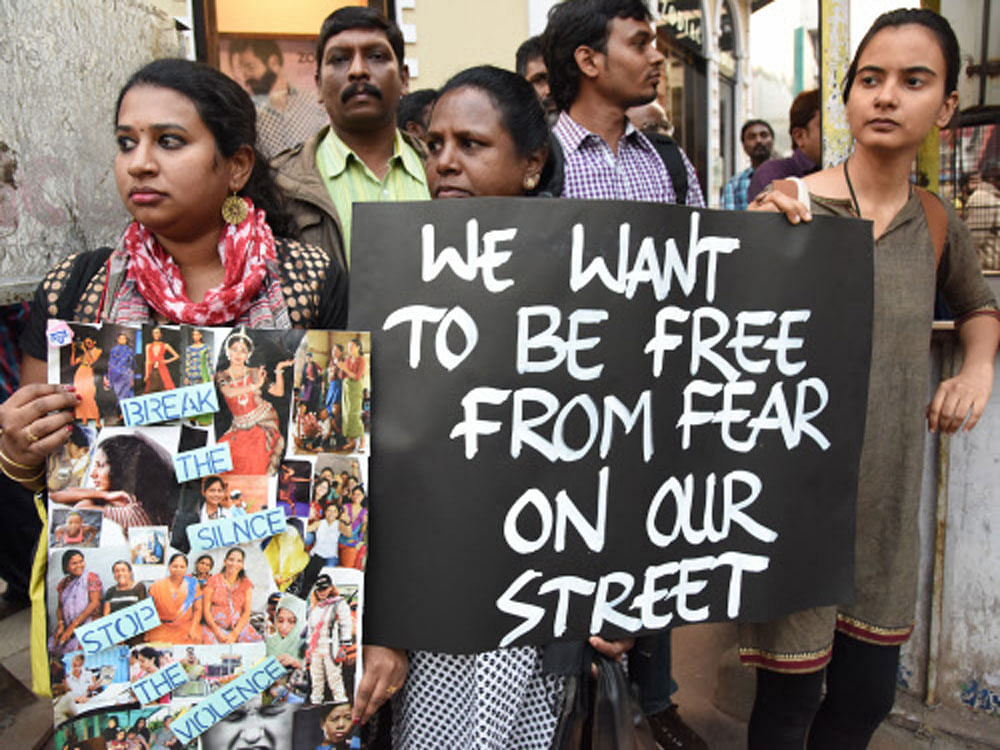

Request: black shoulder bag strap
left=646, top=132, right=688, bottom=205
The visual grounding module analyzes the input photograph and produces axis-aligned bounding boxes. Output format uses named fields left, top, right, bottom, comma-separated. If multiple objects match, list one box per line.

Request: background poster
left=350, top=198, right=874, bottom=653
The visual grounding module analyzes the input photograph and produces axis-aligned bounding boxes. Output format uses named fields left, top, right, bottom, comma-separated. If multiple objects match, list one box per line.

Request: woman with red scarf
left=0, top=59, right=415, bottom=711
left=6, top=59, right=347, bottom=446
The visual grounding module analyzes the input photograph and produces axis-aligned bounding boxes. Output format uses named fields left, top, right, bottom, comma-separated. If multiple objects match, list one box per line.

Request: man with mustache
left=273, top=7, right=428, bottom=275
left=748, top=89, right=821, bottom=203
left=721, top=119, right=775, bottom=210
left=230, top=39, right=328, bottom=159
left=540, top=2, right=707, bottom=747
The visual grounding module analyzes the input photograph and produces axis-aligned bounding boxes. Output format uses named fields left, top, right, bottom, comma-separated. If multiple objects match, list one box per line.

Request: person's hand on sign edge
left=927, top=316, right=999, bottom=433
left=0, top=378, right=78, bottom=483
left=748, top=186, right=812, bottom=225
left=588, top=635, right=635, bottom=670
left=353, top=645, right=407, bottom=725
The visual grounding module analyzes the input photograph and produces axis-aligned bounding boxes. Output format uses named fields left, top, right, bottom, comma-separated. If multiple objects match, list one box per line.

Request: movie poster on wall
left=217, top=36, right=330, bottom=158
left=46, top=321, right=371, bottom=749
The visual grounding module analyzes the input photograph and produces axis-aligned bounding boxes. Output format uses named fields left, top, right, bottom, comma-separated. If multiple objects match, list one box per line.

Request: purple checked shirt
left=553, top=111, right=705, bottom=207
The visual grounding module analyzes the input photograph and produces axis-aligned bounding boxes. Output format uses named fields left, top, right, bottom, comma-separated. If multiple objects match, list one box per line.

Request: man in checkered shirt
left=540, top=1, right=707, bottom=748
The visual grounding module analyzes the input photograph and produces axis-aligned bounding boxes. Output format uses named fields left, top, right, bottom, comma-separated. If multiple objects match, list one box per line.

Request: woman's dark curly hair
left=115, top=58, right=296, bottom=237
left=96, top=433, right=175, bottom=525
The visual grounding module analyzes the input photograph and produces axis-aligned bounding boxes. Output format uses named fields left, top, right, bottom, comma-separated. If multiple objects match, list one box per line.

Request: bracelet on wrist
left=0, top=445, right=44, bottom=473
left=0, top=460, right=45, bottom=487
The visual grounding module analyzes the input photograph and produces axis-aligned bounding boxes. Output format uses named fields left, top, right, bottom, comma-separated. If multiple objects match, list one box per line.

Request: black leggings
left=747, top=631, right=900, bottom=750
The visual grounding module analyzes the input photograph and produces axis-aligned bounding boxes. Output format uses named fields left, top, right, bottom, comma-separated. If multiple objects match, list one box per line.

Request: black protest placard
left=350, top=198, right=872, bottom=653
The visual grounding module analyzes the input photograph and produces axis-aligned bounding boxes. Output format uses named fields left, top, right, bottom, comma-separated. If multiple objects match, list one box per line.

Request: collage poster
left=45, top=322, right=371, bottom=749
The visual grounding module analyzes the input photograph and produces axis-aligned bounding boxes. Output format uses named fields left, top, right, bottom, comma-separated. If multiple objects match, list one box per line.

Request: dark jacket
left=272, top=126, right=349, bottom=274
left=272, top=126, right=430, bottom=274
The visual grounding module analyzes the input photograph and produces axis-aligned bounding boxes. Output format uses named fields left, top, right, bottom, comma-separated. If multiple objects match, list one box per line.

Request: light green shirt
left=315, top=128, right=429, bottom=266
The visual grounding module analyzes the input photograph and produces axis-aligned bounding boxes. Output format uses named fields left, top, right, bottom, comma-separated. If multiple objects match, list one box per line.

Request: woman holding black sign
left=745, top=10, right=999, bottom=748
left=392, top=64, right=634, bottom=748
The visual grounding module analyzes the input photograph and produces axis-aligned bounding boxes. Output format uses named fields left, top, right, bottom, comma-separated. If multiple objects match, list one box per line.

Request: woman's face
left=117, top=334, right=128, bottom=346
left=425, top=86, right=542, bottom=199
left=192, top=330, right=203, bottom=343
left=151, top=327, right=162, bottom=341
left=196, top=557, right=213, bottom=578
left=324, top=503, right=338, bottom=521
left=203, top=481, right=226, bottom=508
left=84, top=337, right=96, bottom=349
left=348, top=340, right=360, bottom=357
left=137, top=653, right=156, bottom=673
left=228, top=340, right=249, bottom=367
left=115, top=85, right=248, bottom=246
left=275, top=607, right=297, bottom=637
left=168, top=556, right=187, bottom=579
left=314, top=479, right=330, bottom=500
left=323, top=704, right=353, bottom=743
left=224, top=550, right=244, bottom=576
left=113, top=562, right=133, bottom=587
left=66, top=553, right=85, bottom=577
left=845, top=24, right=957, bottom=151
left=89, top=449, right=110, bottom=490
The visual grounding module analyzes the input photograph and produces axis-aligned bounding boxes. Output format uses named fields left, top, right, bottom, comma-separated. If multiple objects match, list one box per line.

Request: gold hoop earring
left=523, top=174, right=539, bottom=191
left=221, top=192, right=248, bottom=225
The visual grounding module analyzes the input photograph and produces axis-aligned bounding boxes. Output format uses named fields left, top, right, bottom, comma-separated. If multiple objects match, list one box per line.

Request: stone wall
left=0, top=0, right=181, bottom=304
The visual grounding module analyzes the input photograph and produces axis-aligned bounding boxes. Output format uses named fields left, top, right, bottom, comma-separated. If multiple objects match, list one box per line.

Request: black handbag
left=552, top=655, right=657, bottom=750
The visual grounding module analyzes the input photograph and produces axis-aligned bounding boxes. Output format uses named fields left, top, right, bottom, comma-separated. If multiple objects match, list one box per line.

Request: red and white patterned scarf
left=119, top=197, right=280, bottom=326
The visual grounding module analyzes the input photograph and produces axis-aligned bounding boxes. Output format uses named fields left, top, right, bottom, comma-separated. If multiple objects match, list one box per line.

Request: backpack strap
left=915, top=186, right=947, bottom=269
left=645, top=132, right=688, bottom=205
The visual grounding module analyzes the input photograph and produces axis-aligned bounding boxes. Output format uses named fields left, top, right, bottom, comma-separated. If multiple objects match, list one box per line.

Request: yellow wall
left=215, top=0, right=364, bottom=36
left=402, top=1, right=531, bottom=89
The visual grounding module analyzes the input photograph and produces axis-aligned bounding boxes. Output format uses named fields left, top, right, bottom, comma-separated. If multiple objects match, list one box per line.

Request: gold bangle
left=0, top=464, right=44, bottom=484
left=0, top=460, right=44, bottom=485
left=0, top=445, right=43, bottom=472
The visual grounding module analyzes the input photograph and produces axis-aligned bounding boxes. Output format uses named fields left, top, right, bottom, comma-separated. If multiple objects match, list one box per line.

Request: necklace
left=228, top=367, right=251, bottom=406
left=843, top=159, right=862, bottom=218
left=844, top=157, right=913, bottom=221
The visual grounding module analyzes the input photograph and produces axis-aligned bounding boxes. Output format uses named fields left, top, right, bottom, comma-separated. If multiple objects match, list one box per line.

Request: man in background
left=542, top=1, right=707, bottom=746
left=273, top=7, right=428, bottom=273
left=748, top=89, right=820, bottom=201
left=515, top=35, right=558, bottom=121
left=966, top=169, right=1000, bottom=270
left=627, top=100, right=673, bottom=137
left=397, top=89, right=437, bottom=141
left=230, top=39, right=328, bottom=158
left=722, top=119, right=774, bottom=209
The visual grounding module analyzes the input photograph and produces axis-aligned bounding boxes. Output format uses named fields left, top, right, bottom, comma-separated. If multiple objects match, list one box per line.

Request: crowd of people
left=0, top=0, right=998, bottom=748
